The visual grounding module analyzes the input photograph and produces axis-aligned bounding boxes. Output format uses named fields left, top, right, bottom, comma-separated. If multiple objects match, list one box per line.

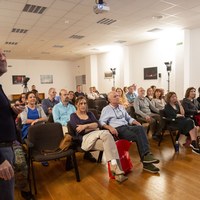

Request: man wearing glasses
left=99, top=91, right=160, bottom=173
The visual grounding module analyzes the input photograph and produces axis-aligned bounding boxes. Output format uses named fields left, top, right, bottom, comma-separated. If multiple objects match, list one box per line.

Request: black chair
left=94, top=99, right=108, bottom=114
left=158, top=109, right=180, bottom=150
left=67, top=122, right=103, bottom=163
left=25, top=123, right=80, bottom=194
left=88, top=108, right=100, bottom=120
left=87, top=99, right=96, bottom=109
left=46, top=113, right=54, bottom=123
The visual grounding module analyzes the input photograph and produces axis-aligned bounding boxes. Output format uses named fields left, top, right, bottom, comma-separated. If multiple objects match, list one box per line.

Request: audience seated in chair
left=69, top=96, right=128, bottom=183
left=52, top=89, right=96, bottom=162
left=20, top=91, right=47, bottom=141
left=41, top=87, right=58, bottom=116
left=87, top=87, right=99, bottom=100
left=74, top=85, right=85, bottom=98
left=151, top=88, right=166, bottom=110
left=146, top=87, right=154, bottom=101
left=182, top=87, right=200, bottom=126
left=99, top=91, right=160, bottom=174
left=164, top=92, right=200, bottom=154
left=134, top=87, right=161, bottom=140
left=126, top=84, right=138, bottom=105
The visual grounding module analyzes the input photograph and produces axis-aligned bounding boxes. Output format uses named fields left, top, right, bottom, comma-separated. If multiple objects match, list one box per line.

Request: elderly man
left=134, top=87, right=161, bottom=140
left=99, top=91, right=160, bottom=174
left=52, top=89, right=96, bottom=162
left=42, top=87, right=58, bottom=116
left=0, top=49, right=34, bottom=199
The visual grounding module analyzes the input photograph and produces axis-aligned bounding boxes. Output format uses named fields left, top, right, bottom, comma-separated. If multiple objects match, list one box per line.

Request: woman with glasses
left=69, top=96, right=128, bottom=183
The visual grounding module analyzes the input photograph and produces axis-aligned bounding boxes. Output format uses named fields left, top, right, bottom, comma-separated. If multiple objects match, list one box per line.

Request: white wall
left=190, top=28, right=200, bottom=90
left=0, top=59, right=75, bottom=99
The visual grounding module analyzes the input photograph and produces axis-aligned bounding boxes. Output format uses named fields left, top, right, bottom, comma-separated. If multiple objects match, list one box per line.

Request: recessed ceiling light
left=152, top=15, right=164, bottom=20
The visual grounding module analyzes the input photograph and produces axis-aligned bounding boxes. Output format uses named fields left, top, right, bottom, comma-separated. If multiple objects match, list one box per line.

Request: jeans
left=116, top=125, right=150, bottom=159
left=0, top=147, right=15, bottom=200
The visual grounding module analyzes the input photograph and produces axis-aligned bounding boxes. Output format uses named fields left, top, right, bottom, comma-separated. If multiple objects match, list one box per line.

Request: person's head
left=185, top=87, right=196, bottom=99
left=93, top=86, right=97, bottom=92
left=76, top=85, right=81, bottom=92
left=146, top=88, right=153, bottom=97
left=19, top=93, right=26, bottom=104
left=153, top=88, right=163, bottom=99
left=151, top=85, right=156, bottom=92
left=128, top=86, right=134, bottom=93
left=0, top=48, right=7, bottom=77
left=123, top=86, right=128, bottom=93
left=31, top=85, right=36, bottom=90
left=116, top=88, right=124, bottom=97
left=75, top=96, right=87, bottom=113
left=89, top=87, right=93, bottom=93
left=108, top=91, right=120, bottom=106
left=132, top=83, right=137, bottom=91
left=31, top=89, right=39, bottom=97
left=68, top=91, right=75, bottom=100
left=111, top=86, right=116, bottom=91
left=138, top=87, right=145, bottom=98
left=166, top=92, right=177, bottom=104
left=59, top=89, right=69, bottom=104
left=198, top=87, right=200, bottom=95
left=25, top=91, right=36, bottom=105
left=48, top=88, right=56, bottom=99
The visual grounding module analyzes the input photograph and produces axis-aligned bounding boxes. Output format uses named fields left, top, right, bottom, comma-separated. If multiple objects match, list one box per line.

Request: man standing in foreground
left=0, top=48, right=24, bottom=199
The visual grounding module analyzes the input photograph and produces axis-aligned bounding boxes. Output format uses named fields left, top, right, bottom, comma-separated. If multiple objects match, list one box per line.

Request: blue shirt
left=99, top=104, right=135, bottom=128
left=52, top=102, right=76, bottom=126
left=126, top=92, right=138, bottom=104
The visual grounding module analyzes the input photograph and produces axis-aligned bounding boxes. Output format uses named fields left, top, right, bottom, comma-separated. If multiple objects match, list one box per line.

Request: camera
left=23, top=77, right=30, bottom=85
left=164, top=61, right=172, bottom=72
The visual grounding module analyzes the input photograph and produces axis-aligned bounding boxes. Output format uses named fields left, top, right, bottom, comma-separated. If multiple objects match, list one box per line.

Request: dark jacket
left=182, top=98, right=200, bottom=117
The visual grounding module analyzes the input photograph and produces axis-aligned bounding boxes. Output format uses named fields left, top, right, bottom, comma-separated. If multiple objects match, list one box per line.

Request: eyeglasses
left=112, top=107, right=124, bottom=119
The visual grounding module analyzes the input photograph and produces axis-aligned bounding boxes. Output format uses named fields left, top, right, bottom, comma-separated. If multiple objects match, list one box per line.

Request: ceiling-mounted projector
left=93, top=0, right=110, bottom=14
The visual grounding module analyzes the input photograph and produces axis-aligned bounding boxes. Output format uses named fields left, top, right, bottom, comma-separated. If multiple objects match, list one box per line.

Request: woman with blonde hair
left=116, top=87, right=129, bottom=108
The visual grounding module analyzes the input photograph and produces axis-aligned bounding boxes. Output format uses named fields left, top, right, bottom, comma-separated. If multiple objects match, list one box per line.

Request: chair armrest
left=24, top=138, right=34, bottom=148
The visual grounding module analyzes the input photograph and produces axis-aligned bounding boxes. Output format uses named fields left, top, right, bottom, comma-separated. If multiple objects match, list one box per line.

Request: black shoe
left=190, top=140, right=199, bottom=150
left=152, top=134, right=161, bottom=141
left=41, top=161, right=49, bottom=167
left=143, top=163, right=160, bottom=174
left=83, top=152, right=96, bottom=163
left=21, top=191, right=35, bottom=200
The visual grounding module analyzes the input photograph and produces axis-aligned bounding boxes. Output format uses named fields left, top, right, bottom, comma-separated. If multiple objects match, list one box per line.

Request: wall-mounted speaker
left=158, top=73, right=161, bottom=78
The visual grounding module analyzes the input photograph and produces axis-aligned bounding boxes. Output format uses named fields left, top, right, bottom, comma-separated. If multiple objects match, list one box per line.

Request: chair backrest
left=88, top=108, right=100, bottom=120
left=47, top=113, right=54, bottom=123
left=94, top=99, right=108, bottom=113
left=27, top=123, right=63, bottom=152
left=87, top=99, right=96, bottom=109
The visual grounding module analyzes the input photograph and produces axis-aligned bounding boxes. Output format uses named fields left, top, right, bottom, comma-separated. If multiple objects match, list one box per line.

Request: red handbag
left=108, top=139, right=133, bottom=179
left=194, top=114, right=200, bottom=126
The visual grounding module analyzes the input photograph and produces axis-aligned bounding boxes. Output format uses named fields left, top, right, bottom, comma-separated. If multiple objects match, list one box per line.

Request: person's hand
left=12, top=104, right=25, bottom=114
left=31, top=119, right=39, bottom=125
left=109, top=127, right=119, bottom=136
left=76, top=124, right=87, bottom=133
left=132, top=120, right=141, bottom=126
left=145, top=116, right=151, bottom=122
left=0, top=160, right=14, bottom=180
left=176, top=114, right=185, bottom=118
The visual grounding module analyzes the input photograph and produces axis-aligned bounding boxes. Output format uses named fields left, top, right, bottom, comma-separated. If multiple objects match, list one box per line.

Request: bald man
left=99, top=91, right=160, bottom=174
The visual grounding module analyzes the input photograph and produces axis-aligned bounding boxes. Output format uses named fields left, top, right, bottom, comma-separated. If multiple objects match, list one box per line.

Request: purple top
left=70, top=111, right=99, bottom=135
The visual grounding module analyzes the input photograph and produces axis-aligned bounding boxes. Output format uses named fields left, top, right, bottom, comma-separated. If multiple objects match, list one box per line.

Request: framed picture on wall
left=40, top=75, right=53, bottom=84
left=144, top=67, right=157, bottom=80
left=12, top=75, right=25, bottom=84
left=104, top=72, right=113, bottom=79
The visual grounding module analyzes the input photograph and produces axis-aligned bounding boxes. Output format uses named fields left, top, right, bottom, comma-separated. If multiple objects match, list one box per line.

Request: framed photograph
left=40, top=75, right=53, bottom=84
left=12, top=75, right=25, bottom=84
left=104, top=72, right=113, bottom=79
left=144, top=67, right=157, bottom=80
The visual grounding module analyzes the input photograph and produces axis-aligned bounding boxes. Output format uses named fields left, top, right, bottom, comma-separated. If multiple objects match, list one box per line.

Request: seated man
left=134, top=87, right=161, bottom=139
left=126, top=84, right=138, bottom=105
left=87, top=87, right=99, bottom=100
left=99, top=91, right=160, bottom=174
left=52, top=89, right=96, bottom=162
left=75, top=85, right=85, bottom=97
left=41, top=87, right=58, bottom=116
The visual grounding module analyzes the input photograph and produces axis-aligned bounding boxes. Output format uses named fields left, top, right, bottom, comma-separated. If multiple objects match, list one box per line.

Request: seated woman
left=70, top=96, right=128, bottom=183
left=20, top=91, right=47, bottom=140
left=146, top=87, right=154, bottom=101
left=116, top=87, right=129, bottom=109
left=182, top=87, right=200, bottom=126
left=164, top=92, right=200, bottom=154
left=151, top=88, right=166, bottom=110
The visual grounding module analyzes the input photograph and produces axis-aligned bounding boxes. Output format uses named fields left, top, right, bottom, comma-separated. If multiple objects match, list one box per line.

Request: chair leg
left=27, top=154, right=32, bottom=194
left=146, top=124, right=150, bottom=135
left=169, top=130, right=176, bottom=150
left=30, top=160, right=37, bottom=194
left=71, top=152, right=80, bottom=182
left=97, top=151, right=103, bottom=163
left=158, top=130, right=165, bottom=146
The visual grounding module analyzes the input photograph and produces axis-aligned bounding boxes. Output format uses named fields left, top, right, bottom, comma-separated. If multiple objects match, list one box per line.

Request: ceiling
left=1, top=0, right=200, bottom=61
